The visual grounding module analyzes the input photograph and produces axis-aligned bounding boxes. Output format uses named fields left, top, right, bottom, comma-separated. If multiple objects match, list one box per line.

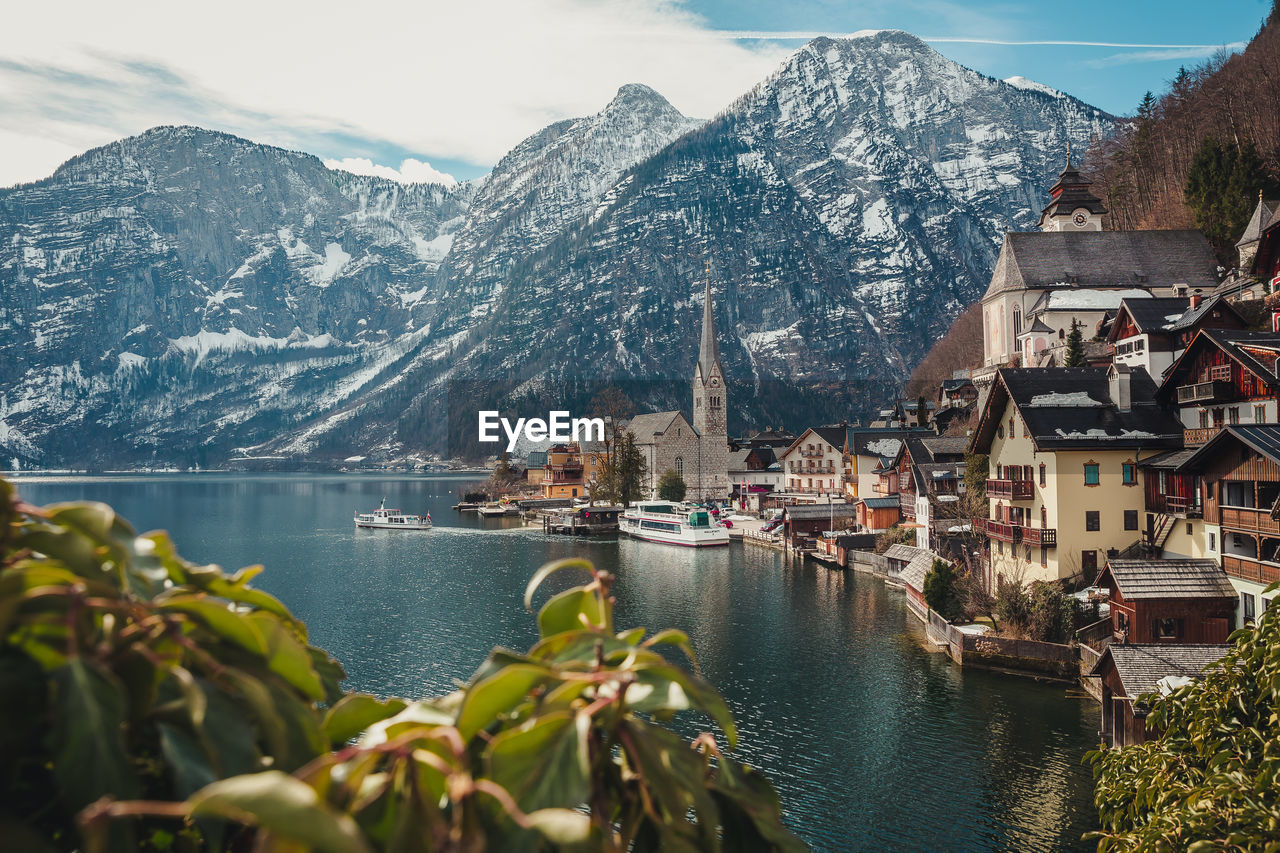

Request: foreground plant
left=0, top=479, right=805, bottom=851
left=1085, top=583, right=1280, bottom=852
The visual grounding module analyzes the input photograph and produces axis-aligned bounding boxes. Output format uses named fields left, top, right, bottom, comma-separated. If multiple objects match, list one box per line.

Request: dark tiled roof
left=899, top=550, right=947, bottom=592
left=526, top=451, right=548, bottom=467
left=940, top=378, right=975, bottom=392
left=783, top=504, right=858, bottom=521
left=626, top=411, right=684, bottom=442
left=1166, top=295, right=1243, bottom=332
left=1037, top=166, right=1108, bottom=225
left=727, top=449, right=752, bottom=470
left=1163, top=330, right=1280, bottom=402
left=984, top=230, right=1218, bottom=299
left=1115, top=297, right=1191, bottom=334
left=1090, top=644, right=1228, bottom=700
left=860, top=496, right=900, bottom=509
left=1237, top=198, right=1279, bottom=247
left=918, top=435, right=969, bottom=461
left=1100, top=559, right=1235, bottom=600
left=884, top=543, right=923, bottom=562
left=978, top=367, right=1183, bottom=451
left=848, top=429, right=919, bottom=457
left=1138, top=447, right=1198, bottom=470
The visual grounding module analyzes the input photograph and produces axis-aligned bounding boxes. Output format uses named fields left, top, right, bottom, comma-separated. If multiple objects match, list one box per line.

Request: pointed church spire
left=698, top=260, right=721, bottom=381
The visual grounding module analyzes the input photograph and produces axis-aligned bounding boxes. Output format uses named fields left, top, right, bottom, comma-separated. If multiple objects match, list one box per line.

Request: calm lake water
left=11, top=473, right=1100, bottom=852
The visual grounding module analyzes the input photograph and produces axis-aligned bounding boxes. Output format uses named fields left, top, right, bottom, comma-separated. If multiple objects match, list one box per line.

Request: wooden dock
left=532, top=506, right=621, bottom=536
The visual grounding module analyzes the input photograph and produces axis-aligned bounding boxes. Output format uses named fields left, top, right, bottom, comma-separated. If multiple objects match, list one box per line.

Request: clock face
left=1072, top=210, right=1089, bottom=227
left=710, top=377, right=719, bottom=387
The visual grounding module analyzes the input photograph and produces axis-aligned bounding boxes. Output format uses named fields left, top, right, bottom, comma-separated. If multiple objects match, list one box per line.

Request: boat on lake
left=619, top=501, right=730, bottom=547
left=354, top=498, right=431, bottom=530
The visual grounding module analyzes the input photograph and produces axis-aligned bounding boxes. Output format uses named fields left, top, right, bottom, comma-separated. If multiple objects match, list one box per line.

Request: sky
left=0, top=0, right=1269, bottom=188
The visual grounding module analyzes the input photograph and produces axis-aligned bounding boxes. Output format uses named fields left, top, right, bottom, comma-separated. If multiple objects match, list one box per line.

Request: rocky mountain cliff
left=0, top=31, right=1114, bottom=467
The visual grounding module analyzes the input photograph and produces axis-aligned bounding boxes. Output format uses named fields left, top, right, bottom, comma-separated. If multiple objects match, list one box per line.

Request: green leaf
left=158, top=722, right=217, bottom=798
left=455, top=664, right=553, bottom=741
left=538, top=587, right=604, bottom=638
left=324, top=694, right=408, bottom=746
left=48, top=659, right=140, bottom=811
left=248, top=611, right=325, bottom=700
left=616, top=627, right=646, bottom=645
left=189, top=770, right=373, bottom=853
left=200, top=683, right=261, bottom=778
left=642, top=628, right=699, bottom=669
left=486, top=711, right=590, bottom=812
left=627, top=663, right=738, bottom=748
left=523, top=558, right=595, bottom=612
left=156, top=593, right=266, bottom=655
left=525, top=808, right=594, bottom=846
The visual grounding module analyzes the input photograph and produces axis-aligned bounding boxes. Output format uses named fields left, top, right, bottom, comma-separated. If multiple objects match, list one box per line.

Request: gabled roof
left=782, top=426, right=846, bottom=457
left=1237, top=197, right=1279, bottom=248
left=983, top=230, right=1218, bottom=299
left=917, top=435, right=969, bottom=461
left=1097, top=559, right=1235, bottom=600
left=1166, top=294, right=1245, bottom=333
left=846, top=429, right=920, bottom=457
left=970, top=367, right=1183, bottom=453
left=859, top=496, right=900, bottom=509
left=1160, top=329, right=1280, bottom=404
left=1180, top=425, right=1280, bottom=472
left=626, top=411, right=688, bottom=443
left=939, top=378, right=975, bottom=392
left=727, top=449, right=752, bottom=470
left=1089, top=644, right=1227, bottom=701
left=1109, top=297, right=1192, bottom=339
left=899, top=550, right=946, bottom=592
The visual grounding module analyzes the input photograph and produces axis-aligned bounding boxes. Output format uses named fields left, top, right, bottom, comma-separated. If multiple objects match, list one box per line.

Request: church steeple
left=1037, top=147, right=1108, bottom=232
left=692, top=261, right=725, bottom=438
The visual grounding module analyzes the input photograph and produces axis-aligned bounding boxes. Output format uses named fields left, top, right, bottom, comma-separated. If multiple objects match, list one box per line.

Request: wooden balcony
left=1176, top=378, right=1232, bottom=404
left=1183, top=427, right=1221, bottom=446
left=873, top=481, right=896, bottom=496
left=899, top=492, right=917, bottom=518
left=982, top=519, right=1017, bottom=542
left=1021, top=526, right=1057, bottom=547
left=986, top=478, right=1034, bottom=500
left=1148, top=493, right=1203, bottom=518
left=1223, top=553, right=1280, bottom=585
left=1221, top=505, right=1280, bottom=535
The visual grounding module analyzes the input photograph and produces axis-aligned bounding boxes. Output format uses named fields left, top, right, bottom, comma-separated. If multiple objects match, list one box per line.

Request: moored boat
left=620, top=501, right=730, bottom=547
left=355, top=498, right=432, bottom=530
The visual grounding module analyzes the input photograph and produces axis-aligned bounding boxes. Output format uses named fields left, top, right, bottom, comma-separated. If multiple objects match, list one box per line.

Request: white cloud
left=0, top=0, right=792, bottom=187
left=323, top=157, right=458, bottom=187
left=1084, top=43, right=1245, bottom=68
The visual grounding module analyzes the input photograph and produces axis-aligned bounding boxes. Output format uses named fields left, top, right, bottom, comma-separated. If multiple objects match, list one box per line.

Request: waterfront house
left=1093, top=558, right=1235, bottom=644
left=781, top=502, right=857, bottom=546
left=979, top=160, right=1218, bottom=375
left=526, top=450, right=548, bottom=487
left=855, top=496, right=900, bottom=532
left=1106, top=295, right=1245, bottom=381
left=895, top=435, right=968, bottom=552
left=884, top=543, right=941, bottom=617
left=970, top=366, right=1183, bottom=586
left=540, top=442, right=607, bottom=499
left=1089, top=643, right=1227, bottom=747
left=781, top=427, right=846, bottom=496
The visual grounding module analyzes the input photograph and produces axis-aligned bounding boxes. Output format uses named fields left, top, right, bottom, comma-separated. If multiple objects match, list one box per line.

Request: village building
left=894, top=435, right=969, bottom=553
left=1156, top=329, right=1280, bottom=445
left=1106, top=295, right=1245, bottom=381
left=525, top=450, right=548, bottom=487
left=1088, top=643, right=1228, bottom=748
left=780, top=426, right=846, bottom=496
left=978, top=160, right=1219, bottom=375
left=1169, top=426, right=1280, bottom=623
left=728, top=446, right=783, bottom=511
left=970, top=366, right=1183, bottom=586
left=629, top=274, right=730, bottom=500
left=780, top=502, right=858, bottom=547
left=540, top=442, right=606, bottom=499
left=938, top=376, right=978, bottom=408
left=1093, top=558, right=1235, bottom=644
left=735, top=428, right=797, bottom=451
left=842, top=429, right=919, bottom=501
left=884, top=543, right=945, bottom=618
left=1217, top=194, right=1280, bottom=300
left=854, top=496, right=900, bottom=532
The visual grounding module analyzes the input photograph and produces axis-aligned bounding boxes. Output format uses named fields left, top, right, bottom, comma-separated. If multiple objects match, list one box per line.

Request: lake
left=10, top=473, right=1100, bottom=852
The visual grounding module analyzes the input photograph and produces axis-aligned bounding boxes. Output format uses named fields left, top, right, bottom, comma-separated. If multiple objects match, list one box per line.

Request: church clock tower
left=692, top=269, right=726, bottom=438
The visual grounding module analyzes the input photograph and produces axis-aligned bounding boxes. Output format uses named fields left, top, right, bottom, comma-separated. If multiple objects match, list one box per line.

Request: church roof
left=697, top=271, right=722, bottom=381
left=626, top=411, right=691, bottom=445
left=1036, top=164, right=1107, bottom=227
left=983, top=230, right=1218, bottom=299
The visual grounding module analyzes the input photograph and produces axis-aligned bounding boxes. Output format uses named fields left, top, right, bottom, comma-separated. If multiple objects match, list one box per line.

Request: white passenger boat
left=620, top=501, right=730, bottom=547
left=354, top=498, right=432, bottom=530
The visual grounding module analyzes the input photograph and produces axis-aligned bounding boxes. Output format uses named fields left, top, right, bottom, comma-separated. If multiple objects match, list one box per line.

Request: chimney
left=1108, top=364, right=1131, bottom=412
left=1189, top=293, right=1202, bottom=310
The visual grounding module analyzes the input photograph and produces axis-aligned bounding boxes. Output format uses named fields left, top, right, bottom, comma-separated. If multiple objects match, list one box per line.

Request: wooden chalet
left=1094, top=559, right=1235, bottom=644
left=855, top=496, right=900, bottom=532
left=1088, top=644, right=1227, bottom=747
left=1106, top=295, right=1244, bottom=381
left=1157, top=329, right=1280, bottom=447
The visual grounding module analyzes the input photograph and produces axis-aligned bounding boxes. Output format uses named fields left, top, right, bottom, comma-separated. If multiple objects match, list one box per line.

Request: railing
left=1021, top=526, right=1057, bottom=547
left=1175, top=379, right=1232, bottom=404
left=982, top=519, right=1017, bottom=542
left=873, top=481, right=896, bottom=495
left=1221, top=505, right=1280, bottom=535
left=1183, top=427, right=1221, bottom=446
left=798, top=448, right=826, bottom=458
left=1223, top=553, right=1280, bottom=584
left=986, top=478, right=1035, bottom=500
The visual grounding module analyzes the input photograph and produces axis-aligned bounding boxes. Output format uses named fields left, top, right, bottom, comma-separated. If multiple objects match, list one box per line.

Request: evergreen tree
left=1063, top=319, right=1085, bottom=367
left=1185, top=137, right=1280, bottom=265
left=923, top=559, right=965, bottom=622
left=657, top=469, right=687, bottom=502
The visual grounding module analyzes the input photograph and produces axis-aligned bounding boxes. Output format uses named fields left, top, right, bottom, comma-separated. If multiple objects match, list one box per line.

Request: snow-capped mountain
left=0, top=32, right=1115, bottom=466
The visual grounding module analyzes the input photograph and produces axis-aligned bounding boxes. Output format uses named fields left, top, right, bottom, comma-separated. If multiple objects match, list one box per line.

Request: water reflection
left=11, top=474, right=1097, bottom=852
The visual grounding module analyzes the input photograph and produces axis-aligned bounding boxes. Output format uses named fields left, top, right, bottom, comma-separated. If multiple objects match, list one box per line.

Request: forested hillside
left=1085, top=1, right=1280, bottom=262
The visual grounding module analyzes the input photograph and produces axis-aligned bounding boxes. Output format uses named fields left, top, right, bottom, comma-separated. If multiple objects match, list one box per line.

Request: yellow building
left=970, top=366, right=1183, bottom=585
left=540, top=442, right=607, bottom=499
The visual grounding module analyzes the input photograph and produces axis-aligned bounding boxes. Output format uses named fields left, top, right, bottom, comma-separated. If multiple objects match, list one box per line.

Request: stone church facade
left=629, top=275, right=730, bottom=500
